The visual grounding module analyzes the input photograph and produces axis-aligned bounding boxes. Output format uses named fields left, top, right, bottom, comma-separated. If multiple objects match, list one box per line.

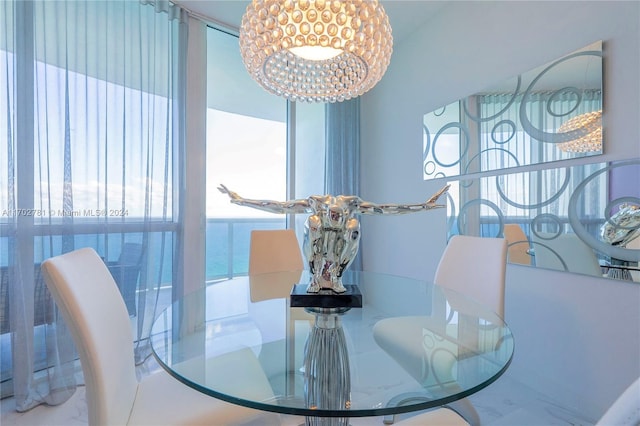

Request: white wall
left=360, top=1, right=640, bottom=421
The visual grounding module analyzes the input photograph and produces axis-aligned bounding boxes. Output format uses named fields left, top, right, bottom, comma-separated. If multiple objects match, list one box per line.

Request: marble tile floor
left=1, top=361, right=595, bottom=426
left=1, top=278, right=596, bottom=426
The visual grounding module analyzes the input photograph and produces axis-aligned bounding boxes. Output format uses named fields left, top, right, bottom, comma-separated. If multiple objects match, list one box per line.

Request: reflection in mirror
left=445, top=159, right=640, bottom=282
left=423, top=41, right=603, bottom=180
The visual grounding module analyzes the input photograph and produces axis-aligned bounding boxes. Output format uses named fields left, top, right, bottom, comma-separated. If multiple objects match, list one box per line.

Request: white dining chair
left=374, top=235, right=508, bottom=425
left=247, top=228, right=311, bottom=415
left=248, top=229, right=305, bottom=303
left=596, top=377, right=640, bottom=426
left=626, top=236, right=640, bottom=282
left=503, top=223, right=532, bottom=265
left=249, top=229, right=304, bottom=275
left=41, top=247, right=278, bottom=426
left=434, top=234, right=508, bottom=319
left=530, top=231, right=602, bottom=278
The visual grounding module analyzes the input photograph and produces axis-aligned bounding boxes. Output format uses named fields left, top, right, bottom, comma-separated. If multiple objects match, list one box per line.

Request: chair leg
left=383, top=392, right=433, bottom=424
left=382, top=393, right=480, bottom=426
left=447, top=398, right=480, bottom=426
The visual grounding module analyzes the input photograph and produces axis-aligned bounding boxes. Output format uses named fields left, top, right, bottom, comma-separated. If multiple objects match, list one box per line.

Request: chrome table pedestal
left=304, top=307, right=351, bottom=426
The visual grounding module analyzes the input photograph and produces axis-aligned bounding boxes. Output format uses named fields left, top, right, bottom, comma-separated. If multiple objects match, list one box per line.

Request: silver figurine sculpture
left=218, top=184, right=450, bottom=294
left=601, top=203, right=640, bottom=247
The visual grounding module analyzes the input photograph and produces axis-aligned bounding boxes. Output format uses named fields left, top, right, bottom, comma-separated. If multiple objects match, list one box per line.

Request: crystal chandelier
left=239, top=0, right=393, bottom=103
left=557, top=110, right=602, bottom=153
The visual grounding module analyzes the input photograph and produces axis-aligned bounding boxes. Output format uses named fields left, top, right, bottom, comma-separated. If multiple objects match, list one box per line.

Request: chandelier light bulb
left=239, top=0, right=393, bottom=103
left=557, top=110, right=603, bottom=153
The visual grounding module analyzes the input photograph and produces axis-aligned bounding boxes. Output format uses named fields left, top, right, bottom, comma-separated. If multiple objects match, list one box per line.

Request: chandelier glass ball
left=239, top=0, right=393, bottom=103
left=557, top=110, right=602, bottom=153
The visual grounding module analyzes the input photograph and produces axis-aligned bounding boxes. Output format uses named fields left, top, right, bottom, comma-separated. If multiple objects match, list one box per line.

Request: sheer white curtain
left=460, top=91, right=603, bottom=236
left=325, top=99, right=360, bottom=197
left=471, top=90, right=602, bottom=173
left=325, top=98, right=362, bottom=271
left=0, top=0, right=187, bottom=411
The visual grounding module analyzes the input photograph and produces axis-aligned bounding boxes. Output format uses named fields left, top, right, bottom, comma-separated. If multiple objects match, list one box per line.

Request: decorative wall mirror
left=423, top=41, right=603, bottom=180
left=445, top=158, right=640, bottom=282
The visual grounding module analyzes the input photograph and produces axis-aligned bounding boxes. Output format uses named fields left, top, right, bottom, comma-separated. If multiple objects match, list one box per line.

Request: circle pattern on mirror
left=463, top=76, right=522, bottom=123
left=518, top=50, right=603, bottom=144
left=531, top=213, right=564, bottom=240
left=491, top=120, right=517, bottom=145
left=496, top=167, right=571, bottom=210
left=546, top=87, right=582, bottom=117
left=423, top=124, right=431, bottom=162
left=569, top=160, right=640, bottom=262
left=432, top=122, right=470, bottom=168
left=463, top=148, right=520, bottom=176
left=457, top=199, right=504, bottom=238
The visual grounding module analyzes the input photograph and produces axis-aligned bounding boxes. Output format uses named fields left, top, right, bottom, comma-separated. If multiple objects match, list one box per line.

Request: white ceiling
left=174, top=0, right=448, bottom=43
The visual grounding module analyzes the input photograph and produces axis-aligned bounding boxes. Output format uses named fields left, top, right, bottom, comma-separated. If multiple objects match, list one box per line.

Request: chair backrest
left=434, top=235, right=508, bottom=318
left=117, top=242, right=143, bottom=266
left=248, top=229, right=304, bottom=275
left=41, top=248, right=138, bottom=426
left=596, top=377, right=640, bottom=425
left=627, top=237, right=640, bottom=282
left=530, top=232, right=602, bottom=277
left=503, top=224, right=532, bottom=266
left=249, top=270, right=304, bottom=302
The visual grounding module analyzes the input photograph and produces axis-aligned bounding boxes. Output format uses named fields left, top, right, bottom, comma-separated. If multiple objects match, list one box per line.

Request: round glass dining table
left=150, top=270, right=514, bottom=424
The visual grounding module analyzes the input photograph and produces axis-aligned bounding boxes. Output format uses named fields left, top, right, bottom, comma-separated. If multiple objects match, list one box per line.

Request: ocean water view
left=203, top=218, right=286, bottom=280
left=1, top=218, right=291, bottom=386
left=0, top=217, right=286, bottom=284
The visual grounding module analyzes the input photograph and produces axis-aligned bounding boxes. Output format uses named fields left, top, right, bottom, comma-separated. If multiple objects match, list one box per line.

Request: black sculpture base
left=290, top=284, right=362, bottom=308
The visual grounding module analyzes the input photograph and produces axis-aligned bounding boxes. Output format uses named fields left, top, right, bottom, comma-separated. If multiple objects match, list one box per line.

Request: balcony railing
left=1, top=216, right=284, bottom=385
left=205, top=217, right=286, bottom=281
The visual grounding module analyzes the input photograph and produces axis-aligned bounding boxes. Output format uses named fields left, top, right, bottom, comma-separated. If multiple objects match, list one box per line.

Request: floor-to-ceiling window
left=0, top=7, right=330, bottom=409
left=205, top=27, right=287, bottom=280
left=204, top=26, right=326, bottom=280
left=0, top=0, right=183, bottom=405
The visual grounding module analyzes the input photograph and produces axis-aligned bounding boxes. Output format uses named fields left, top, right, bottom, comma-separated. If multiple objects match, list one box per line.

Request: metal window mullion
left=14, top=0, right=35, bottom=305
left=10, top=0, right=36, bottom=401
left=286, top=100, right=296, bottom=231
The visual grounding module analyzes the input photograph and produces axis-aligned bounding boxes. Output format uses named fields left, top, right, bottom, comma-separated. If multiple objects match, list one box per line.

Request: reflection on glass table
left=150, top=271, right=514, bottom=425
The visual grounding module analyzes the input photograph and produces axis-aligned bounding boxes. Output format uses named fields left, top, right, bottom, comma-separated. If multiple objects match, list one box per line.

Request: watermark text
left=1, top=209, right=129, bottom=217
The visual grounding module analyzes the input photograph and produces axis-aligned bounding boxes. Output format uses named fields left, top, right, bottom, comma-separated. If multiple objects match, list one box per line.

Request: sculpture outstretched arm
left=356, top=184, right=450, bottom=215
left=217, top=184, right=313, bottom=214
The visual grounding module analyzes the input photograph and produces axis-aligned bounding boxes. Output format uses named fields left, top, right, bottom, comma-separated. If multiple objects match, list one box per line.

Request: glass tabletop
left=150, top=270, right=514, bottom=419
